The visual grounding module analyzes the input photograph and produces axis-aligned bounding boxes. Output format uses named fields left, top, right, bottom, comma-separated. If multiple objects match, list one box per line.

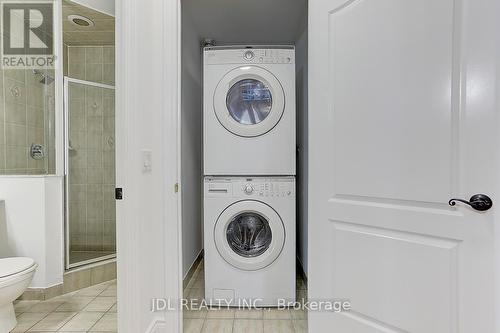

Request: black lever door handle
left=449, top=194, right=493, bottom=211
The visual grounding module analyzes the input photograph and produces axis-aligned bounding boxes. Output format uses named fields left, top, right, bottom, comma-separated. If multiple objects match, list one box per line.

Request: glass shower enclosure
left=64, top=77, right=116, bottom=269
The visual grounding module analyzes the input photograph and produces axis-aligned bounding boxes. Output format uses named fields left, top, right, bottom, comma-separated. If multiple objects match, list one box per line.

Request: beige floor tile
left=89, top=312, right=117, bottom=331
left=263, top=309, right=292, bottom=320
left=26, top=299, right=65, bottom=313
left=28, top=312, right=76, bottom=331
left=183, top=308, right=208, bottom=319
left=54, top=290, right=79, bottom=301
left=186, top=288, right=204, bottom=302
left=206, top=308, right=235, bottom=319
left=290, top=308, right=307, bottom=320
left=16, top=259, right=308, bottom=333
left=234, top=308, right=264, bottom=319
left=75, top=282, right=110, bottom=296
left=11, top=312, right=47, bottom=332
left=293, top=319, right=308, bottom=333
left=14, top=300, right=40, bottom=314
left=233, top=319, right=264, bottom=333
left=83, top=297, right=116, bottom=312
left=201, top=319, right=233, bottom=333
left=263, top=320, right=295, bottom=333
left=183, top=318, right=204, bottom=333
left=187, top=278, right=204, bottom=289
left=192, top=267, right=204, bottom=280
left=55, top=296, right=95, bottom=312
left=99, top=284, right=116, bottom=297
left=59, top=312, right=104, bottom=331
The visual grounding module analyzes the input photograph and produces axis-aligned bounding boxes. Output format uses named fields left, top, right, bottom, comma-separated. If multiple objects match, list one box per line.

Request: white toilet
left=0, top=257, right=37, bottom=333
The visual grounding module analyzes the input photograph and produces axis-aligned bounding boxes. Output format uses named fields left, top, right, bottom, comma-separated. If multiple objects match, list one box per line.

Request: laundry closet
left=180, top=0, right=309, bottom=312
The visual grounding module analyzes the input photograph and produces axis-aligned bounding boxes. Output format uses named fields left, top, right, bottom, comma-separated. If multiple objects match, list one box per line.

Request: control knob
left=244, top=50, right=254, bottom=60
left=244, top=184, right=254, bottom=194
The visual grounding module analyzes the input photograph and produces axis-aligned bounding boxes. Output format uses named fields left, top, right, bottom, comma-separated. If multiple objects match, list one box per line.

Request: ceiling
left=70, top=0, right=114, bottom=17
left=63, top=0, right=115, bottom=46
left=182, top=0, right=307, bottom=45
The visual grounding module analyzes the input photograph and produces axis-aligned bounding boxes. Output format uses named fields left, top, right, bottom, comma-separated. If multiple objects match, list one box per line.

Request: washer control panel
left=204, top=47, right=295, bottom=65
left=205, top=177, right=295, bottom=198
left=238, top=178, right=295, bottom=198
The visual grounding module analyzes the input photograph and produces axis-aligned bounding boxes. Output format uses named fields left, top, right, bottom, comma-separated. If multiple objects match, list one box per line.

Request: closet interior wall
left=180, top=0, right=308, bottom=278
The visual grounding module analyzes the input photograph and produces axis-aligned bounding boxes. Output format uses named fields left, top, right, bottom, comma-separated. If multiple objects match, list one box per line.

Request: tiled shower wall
left=67, top=46, right=115, bottom=85
left=0, top=69, right=56, bottom=174
left=66, top=45, right=116, bottom=255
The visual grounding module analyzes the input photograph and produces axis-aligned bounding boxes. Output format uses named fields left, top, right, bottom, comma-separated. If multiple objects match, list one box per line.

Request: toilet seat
left=0, top=257, right=36, bottom=279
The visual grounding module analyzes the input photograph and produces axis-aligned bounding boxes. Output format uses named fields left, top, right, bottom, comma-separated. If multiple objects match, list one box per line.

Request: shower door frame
left=64, top=76, right=117, bottom=270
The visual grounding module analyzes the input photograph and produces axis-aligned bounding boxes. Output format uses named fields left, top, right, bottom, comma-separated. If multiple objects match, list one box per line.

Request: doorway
left=61, top=0, right=116, bottom=270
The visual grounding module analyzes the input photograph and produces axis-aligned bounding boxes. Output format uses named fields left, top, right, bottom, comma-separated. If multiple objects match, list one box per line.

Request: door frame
left=116, top=0, right=183, bottom=332
left=63, top=76, right=117, bottom=270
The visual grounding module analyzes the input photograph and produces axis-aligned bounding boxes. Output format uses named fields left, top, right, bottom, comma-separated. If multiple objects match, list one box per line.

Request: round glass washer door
left=214, top=66, right=285, bottom=137
left=214, top=200, right=285, bottom=271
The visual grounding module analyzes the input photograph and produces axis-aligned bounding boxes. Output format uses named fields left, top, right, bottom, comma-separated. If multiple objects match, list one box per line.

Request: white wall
left=181, top=7, right=203, bottom=278
left=296, top=24, right=308, bottom=276
left=182, top=0, right=307, bottom=44
left=0, top=176, right=64, bottom=288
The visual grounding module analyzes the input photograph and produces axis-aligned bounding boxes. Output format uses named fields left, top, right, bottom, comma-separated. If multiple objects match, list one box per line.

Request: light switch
left=142, top=150, right=152, bottom=172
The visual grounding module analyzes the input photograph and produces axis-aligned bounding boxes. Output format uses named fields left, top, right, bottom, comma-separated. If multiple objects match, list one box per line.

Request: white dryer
left=204, top=177, right=296, bottom=307
left=203, top=46, right=296, bottom=176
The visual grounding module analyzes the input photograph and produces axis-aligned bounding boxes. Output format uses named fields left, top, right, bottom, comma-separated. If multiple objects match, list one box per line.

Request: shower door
left=64, top=77, right=116, bottom=269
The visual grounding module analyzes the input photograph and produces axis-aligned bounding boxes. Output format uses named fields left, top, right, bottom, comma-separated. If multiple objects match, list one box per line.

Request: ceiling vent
left=68, top=14, right=94, bottom=27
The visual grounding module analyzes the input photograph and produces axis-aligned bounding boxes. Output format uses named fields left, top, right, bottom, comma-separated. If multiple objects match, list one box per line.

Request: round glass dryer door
left=214, top=66, right=285, bottom=137
left=215, top=200, right=285, bottom=271
left=226, top=79, right=272, bottom=125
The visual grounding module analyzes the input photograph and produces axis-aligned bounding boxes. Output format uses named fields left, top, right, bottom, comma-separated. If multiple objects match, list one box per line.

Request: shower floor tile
left=69, top=251, right=115, bottom=265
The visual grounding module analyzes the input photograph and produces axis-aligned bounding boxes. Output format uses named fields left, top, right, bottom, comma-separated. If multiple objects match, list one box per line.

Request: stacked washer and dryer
left=203, top=46, right=296, bottom=307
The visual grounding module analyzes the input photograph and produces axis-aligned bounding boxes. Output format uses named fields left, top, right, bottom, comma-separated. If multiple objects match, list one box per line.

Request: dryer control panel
left=205, top=177, right=295, bottom=198
left=204, top=46, right=295, bottom=65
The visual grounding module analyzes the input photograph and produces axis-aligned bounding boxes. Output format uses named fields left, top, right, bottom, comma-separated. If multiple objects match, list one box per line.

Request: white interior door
left=308, top=0, right=499, bottom=332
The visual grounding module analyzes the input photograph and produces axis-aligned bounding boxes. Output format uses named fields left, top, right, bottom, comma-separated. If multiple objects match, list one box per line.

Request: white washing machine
left=203, top=46, right=296, bottom=176
left=204, top=177, right=296, bottom=307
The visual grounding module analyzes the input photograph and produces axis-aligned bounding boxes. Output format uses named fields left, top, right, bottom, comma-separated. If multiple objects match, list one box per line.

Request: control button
left=287, top=191, right=292, bottom=196
left=259, top=57, right=263, bottom=62
left=244, top=50, right=254, bottom=60
left=244, top=185, right=254, bottom=194
left=286, top=57, right=291, bottom=63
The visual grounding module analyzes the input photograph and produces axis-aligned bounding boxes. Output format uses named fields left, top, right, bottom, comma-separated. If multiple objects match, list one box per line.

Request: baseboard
left=18, top=283, right=63, bottom=301
left=183, top=250, right=203, bottom=290
left=18, top=260, right=117, bottom=301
